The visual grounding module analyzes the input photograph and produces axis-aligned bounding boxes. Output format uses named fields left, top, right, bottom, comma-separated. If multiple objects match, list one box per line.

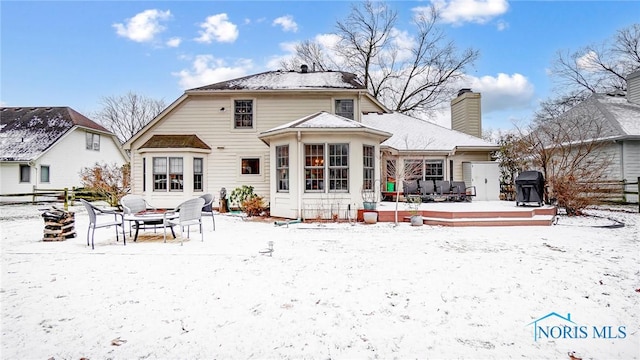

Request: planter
left=363, top=211, right=378, bottom=224
left=410, top=214, right=423, bottom=226
left=363, top=201, right=377, bottom=210
left=386, top=182, right=395, bottom=192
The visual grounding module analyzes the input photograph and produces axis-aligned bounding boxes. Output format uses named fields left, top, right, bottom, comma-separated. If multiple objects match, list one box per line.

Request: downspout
left=297, top=131, right=303, bottom=219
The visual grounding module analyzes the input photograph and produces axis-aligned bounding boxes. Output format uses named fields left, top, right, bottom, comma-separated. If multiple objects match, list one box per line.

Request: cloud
left=465, top=72, right=535, bottom=113
left=173, top=55, right=253, bottom=89
left=576, top=50, right=600, bottom=71
left=273, top=15, right=298, bottom=33
left=113, top=9, right=172, bottom=43
left=195, top=14, right=239, bottom=43
left=166, top=37, right=182, bottom=48
left=424, top=0, right=509, bottom=25
left=496, top=19, right=509, bottom=31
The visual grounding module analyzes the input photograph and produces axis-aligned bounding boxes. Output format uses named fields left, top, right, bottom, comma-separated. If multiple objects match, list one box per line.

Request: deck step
left=421, top=215, right=555, bottom=227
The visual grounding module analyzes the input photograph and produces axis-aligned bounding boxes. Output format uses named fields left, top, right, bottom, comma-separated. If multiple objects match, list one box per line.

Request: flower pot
left=363, top=201, right=376, bottom=210
left=410, top=214, right=423, bottom=226
left=363, top=211, right=378, bottom=224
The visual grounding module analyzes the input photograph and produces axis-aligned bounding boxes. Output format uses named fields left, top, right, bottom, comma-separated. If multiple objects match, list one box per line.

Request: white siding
left=1, top=128, right=126, bottom=195
left=130, top=92, right=383, bottom=210
left=622, top=140, right=640, bottom=202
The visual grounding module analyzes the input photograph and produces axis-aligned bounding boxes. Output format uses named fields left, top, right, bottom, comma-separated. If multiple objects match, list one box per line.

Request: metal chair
left=418, top=180, right=435, bottom=202
left=199, top=193, right=216, bottom=230
left=164, top=197, right=206, bottom=245
left=451, top=181, right=468, bottom=202
left=120, top=194, right=154, bottom=236
left=435, top=180, right=451, bottom=196
left=80, top=199, right=125, bottom=250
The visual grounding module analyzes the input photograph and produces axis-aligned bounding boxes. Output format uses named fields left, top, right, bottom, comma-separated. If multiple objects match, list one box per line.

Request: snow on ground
left=1, top=202, right=638, bottom=359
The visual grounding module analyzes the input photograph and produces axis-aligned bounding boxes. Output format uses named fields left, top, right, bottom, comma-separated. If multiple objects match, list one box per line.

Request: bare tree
left=94, top=92, right=166, bottom=144
left=550, top=24, right=640, bottom=96
left=281, top=1, right=478, bottom=117
left=515, top=98, right=615, bottom=215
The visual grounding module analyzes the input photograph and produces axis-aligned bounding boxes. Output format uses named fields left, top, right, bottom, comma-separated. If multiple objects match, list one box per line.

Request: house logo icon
left=527, top=312, right=627, bottom=341
left=527, top=312, right=576, bottom=341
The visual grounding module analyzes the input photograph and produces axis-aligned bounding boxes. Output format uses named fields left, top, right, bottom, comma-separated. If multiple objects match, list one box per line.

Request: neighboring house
left=123, top=66, right=498, bottom=219
left=0, top=107, right=128, bottom=196
left=536, top=70, right=640, bottom=203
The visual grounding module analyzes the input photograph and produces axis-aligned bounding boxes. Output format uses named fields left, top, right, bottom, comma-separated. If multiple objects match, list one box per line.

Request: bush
left=242, top=196, right=266, bottom=217
left=80, top=162, right=130, bottom=207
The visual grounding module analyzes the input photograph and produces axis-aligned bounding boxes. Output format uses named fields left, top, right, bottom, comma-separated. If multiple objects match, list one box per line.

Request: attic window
left=85, top=132, right=100, bottom=151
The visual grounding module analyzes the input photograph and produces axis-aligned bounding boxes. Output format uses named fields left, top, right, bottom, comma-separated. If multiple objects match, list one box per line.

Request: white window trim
left=237, top=155, right=264, bottom=179
left=231, top=97, right=257, bottom=131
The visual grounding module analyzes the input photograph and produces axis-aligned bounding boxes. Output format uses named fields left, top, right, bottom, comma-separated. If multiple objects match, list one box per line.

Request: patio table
left=123, top=209, right=179, bottom=242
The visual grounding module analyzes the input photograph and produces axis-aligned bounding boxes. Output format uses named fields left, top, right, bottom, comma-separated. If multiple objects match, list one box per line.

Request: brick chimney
left=451, top=89, right=482, bottom=138
left=626, top=70, right=640, bottom=105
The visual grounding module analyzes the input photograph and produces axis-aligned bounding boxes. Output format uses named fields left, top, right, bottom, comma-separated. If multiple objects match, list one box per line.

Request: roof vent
left=301, top=64, right=309, bottom=73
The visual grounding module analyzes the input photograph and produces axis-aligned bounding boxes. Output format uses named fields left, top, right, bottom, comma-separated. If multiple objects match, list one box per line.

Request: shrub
left=242, top=196, right=266, bottom=217
left=80, top=162, right=130, bottom=207
left=230, top=185, right=257, bottom=210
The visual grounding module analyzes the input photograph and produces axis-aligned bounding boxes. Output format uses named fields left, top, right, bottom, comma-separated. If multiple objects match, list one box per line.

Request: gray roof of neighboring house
left=591, top=93, right=640, bottom=137
left=361, top=111, right=498, bottom=152
left=187, top=70, right=366, bottom=91
left=0, top=107, right=110, bottom=161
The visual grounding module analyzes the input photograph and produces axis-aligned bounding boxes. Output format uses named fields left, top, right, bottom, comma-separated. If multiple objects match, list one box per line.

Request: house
left=0, top=107, right=128, bottom=196
left=538, top=70, right=640, bottom=203
left=123, top=66, right=498, bottom=219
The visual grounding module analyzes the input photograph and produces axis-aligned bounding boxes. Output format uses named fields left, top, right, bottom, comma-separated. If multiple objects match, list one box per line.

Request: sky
left=1, top=0, right=639, bottom=132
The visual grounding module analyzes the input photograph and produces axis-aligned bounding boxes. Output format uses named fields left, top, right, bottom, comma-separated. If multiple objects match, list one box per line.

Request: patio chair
left=402, top=179, right=419, bottom=198
left=120, top=194, right=154, bottom=236
left=451, top=181, right=468, bottom=202
left=80, top=199, right=125, bottom=250
left=418, top=180, right=435, bottom=202
left=435, top=180, right=451, bottom=196
left=199, top=193, right=216, bottom=231
left=164, top=197, right=205, bottom=245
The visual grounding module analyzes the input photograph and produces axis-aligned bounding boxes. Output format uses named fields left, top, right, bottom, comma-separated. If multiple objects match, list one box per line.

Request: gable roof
left=188, top=70, right=366, bottom=92
left=361, top=112, right=498, bottom=153
left=591, top=93, right=640, bottom=138
left=139, top=134, right=211, bottom=149
left=259, top=111, right=392, bottom=144
left=0, top=107, right=112, bottom=161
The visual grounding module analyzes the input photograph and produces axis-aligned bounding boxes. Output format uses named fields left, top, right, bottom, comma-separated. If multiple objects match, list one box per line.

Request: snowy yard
left=1, top=202, right=638, bottom=359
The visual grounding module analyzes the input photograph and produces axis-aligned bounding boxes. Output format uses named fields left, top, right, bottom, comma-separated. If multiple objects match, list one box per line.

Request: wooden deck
left=357, top=200, right=557, bottom=227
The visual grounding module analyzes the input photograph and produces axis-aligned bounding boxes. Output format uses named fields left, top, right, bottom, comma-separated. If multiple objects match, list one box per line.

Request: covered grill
left=515, top=171, right=544, bottom=206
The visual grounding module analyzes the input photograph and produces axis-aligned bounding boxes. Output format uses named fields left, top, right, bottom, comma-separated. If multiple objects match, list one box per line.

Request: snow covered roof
left=592, top=94, right=640, bottom=137
left=188, top=70, right=365, bottom=91
left=259, top=111, right=392, bottom=144
left=0, top=107, right=110, bottom=161
left=361, top=112, right=498, bottom=152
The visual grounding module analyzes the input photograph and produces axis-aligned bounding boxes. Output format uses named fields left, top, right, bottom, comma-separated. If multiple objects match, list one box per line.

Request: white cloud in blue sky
left=468, top=73, right=535, bottom=112
left=427, top=0, right=509, bottom=25
left=113, top=9, right=172, bottom=43
left=173, top=55, right=252, bottom=89
left=273, top=15, right=298, bottom=33
left=195, top=14, right=239, bottom=44
left=166, top=37, right=181, bottom=48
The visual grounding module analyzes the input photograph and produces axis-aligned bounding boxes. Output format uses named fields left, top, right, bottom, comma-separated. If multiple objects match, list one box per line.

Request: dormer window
left=335, top=99, right=354, bottom=120
left=234, top=100, right=253, bottom=128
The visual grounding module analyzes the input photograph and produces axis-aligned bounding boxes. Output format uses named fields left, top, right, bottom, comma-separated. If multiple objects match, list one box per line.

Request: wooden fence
left=501, top=177, right=639, bottom=211
left=0, top=187, right=107, bottom=209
